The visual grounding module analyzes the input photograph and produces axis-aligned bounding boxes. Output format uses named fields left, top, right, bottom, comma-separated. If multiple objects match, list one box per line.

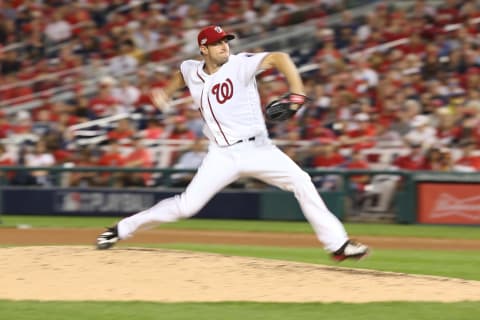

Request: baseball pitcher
left=96, top=25, right=369, bottom=261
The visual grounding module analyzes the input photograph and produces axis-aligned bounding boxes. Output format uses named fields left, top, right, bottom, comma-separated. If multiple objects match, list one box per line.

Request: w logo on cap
left=198, top=25, right=235, bottom=46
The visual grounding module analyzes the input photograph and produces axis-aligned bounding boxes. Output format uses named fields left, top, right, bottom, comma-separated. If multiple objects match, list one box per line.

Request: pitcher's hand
left=150, top=88, right=172, bottom=113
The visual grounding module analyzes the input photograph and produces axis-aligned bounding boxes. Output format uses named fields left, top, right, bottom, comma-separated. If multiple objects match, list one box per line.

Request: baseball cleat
left=96, top=225, right=119, bottom=250
left=331, top=240, right=369, bottom=262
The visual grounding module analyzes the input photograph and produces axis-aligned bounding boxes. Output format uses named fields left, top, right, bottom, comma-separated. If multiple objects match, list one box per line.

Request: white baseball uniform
left=117, top=52, right=348, bottom=252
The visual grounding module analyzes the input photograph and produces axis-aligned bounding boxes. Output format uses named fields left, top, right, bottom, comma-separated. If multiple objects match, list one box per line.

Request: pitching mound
left=1, top=246, right=479, bottom=303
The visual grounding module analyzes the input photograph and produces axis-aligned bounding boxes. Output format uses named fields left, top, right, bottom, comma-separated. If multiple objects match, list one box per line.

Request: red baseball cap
left=197, top=25, right=235, bottom=47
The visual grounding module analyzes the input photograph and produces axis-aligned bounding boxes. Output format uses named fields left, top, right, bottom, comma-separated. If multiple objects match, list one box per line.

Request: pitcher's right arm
left=150, top=70, right=186, bottom=113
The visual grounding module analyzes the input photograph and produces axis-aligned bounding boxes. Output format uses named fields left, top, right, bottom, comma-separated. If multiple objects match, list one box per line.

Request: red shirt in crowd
left=0, top=119, right=11, bottom=138
left=0, top=148, right=15, bottom=179
left=107, top=128, right=135, bottom=141
left=168, top=128, right=196, bottom=140
left=142, top=127, right=164, bottom=139
left=393, top=152, right=426, bottom=170
left=313, top=153, right=345, bottom=168
left=456, top=156, right=480, bottom=170
left=89, top=95, right=119, bottom=118
left=345, top=155, right=370, bottom=189
left=97, top=152, right=124, bottom=167
left=123, top=145, right=153, bottom=185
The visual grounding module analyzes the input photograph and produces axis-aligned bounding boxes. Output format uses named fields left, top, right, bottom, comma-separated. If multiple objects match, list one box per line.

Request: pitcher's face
left=201, top=39, right=230, bottom=66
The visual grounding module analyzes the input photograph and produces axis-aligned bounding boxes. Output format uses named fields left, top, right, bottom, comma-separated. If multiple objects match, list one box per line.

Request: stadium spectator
left=403, top=114, right=438, bottom=149
left=111, top=78, right=141, bottom=110
left=140, top=118, right=165, bottom=140
left=455, top=140, right=480, bottom=171
left=132, top=20, right=160, bottom=54
left=345, top=148, right=371, bottom=213
left=107, top=118, right=136, bottom=143
left=184, top=108, right=204, bottom=138
left=10, top=110, right=33, bottom=137
left=165, top=115, right=196, bottom=140
left=135, top=81, right=161, bottom=116
left=31, top=109, right=55, bottom=136
left=313, top=28, right=342, bottom=66
left=88, top=76, right=120, bottom=118
left=435, top=107, right=461, bottom=145
left=0, top=2, right=17, bottom=22
left=0, top=111, right=12, bottom=138
left=68, top=147, right=99, bottom=187
left=170, top=138, right=207, bottom=187
left=393, top=143, right=426, bottom=171
left=1, top=50, right=22, bottom=75
left=74, top=23, right=102, bottom=62
left=23, top=139, right=56, bottom=186
left=433, top=147, right=455, bottom=171
left=305, top=141, right=344, bottom=190
left=23, top=25, right=47, bottom=62
left=311, top=143, right=345, bottom=168
left=44, top=9, right=72, bottom=45
left=0, top=143, right=16, bottom=183
left=340, top=112, right=377, bottom=150
left=122, top=136, right=154, bottom=187
left=109, top=39, right=141, bottom=77
left=71, top=94, right=96, bottom=121
left=64, top=3, right=93, bottom=36
left=96, top=139, right=125, bottom=187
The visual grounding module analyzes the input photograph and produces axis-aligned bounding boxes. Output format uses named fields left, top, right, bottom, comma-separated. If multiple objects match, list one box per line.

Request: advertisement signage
left=0, top=188, right=260, bottom=219
left=417, top=183, right=480, bottom=224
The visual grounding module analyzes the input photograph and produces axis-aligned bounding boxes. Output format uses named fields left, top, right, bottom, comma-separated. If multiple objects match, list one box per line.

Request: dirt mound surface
left=1, top=246, right=479, bottom=303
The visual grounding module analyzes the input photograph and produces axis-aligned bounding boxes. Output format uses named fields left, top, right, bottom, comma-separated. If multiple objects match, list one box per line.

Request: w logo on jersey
left=211, top=78, right=234, bottom=104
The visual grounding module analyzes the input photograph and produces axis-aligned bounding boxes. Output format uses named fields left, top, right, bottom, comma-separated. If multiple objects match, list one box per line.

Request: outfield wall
left=1, top=167, right=480, bottom=225
left=0, top=187, right=343, bottom=221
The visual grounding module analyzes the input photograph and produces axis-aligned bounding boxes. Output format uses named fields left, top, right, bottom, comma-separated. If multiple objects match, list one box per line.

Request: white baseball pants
left=117, top=138, right=348, bottom=252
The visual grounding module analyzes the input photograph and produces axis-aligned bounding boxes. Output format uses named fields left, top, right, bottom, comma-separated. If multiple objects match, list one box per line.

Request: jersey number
left=211, top=78, right=233, bottom=104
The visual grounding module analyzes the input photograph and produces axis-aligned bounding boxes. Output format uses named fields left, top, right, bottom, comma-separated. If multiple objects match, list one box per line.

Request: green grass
left=1, top=215, right=480, bottom=239
left=1, top=215, right=479, bottom=319
left=133, top=243, right=480, bottom=281
left=1, top=300, right=479, bottom=320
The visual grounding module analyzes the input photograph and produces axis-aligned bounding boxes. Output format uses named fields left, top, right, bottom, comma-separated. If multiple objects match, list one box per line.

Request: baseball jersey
left=180, top=52, right=269, bottom=147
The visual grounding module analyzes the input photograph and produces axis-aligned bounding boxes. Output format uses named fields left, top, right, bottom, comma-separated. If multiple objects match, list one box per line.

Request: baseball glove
left=264, top=93, right=310, bottom=122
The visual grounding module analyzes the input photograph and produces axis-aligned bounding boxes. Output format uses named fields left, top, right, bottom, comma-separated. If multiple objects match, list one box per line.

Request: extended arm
left=150, top=70, right=186, bottom=113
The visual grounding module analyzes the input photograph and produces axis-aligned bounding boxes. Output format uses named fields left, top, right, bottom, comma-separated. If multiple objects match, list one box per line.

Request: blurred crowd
left=1, top=0, right=480, bottom=189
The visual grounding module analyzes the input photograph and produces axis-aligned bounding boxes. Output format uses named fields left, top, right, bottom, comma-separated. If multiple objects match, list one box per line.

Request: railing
left=0, top=165, right=197, bottom=188
left=0, top=165, right=412, bottom=187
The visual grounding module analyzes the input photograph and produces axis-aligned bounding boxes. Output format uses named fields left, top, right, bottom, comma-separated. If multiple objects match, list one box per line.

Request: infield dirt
left=1, top=228, right=480, bottom=303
